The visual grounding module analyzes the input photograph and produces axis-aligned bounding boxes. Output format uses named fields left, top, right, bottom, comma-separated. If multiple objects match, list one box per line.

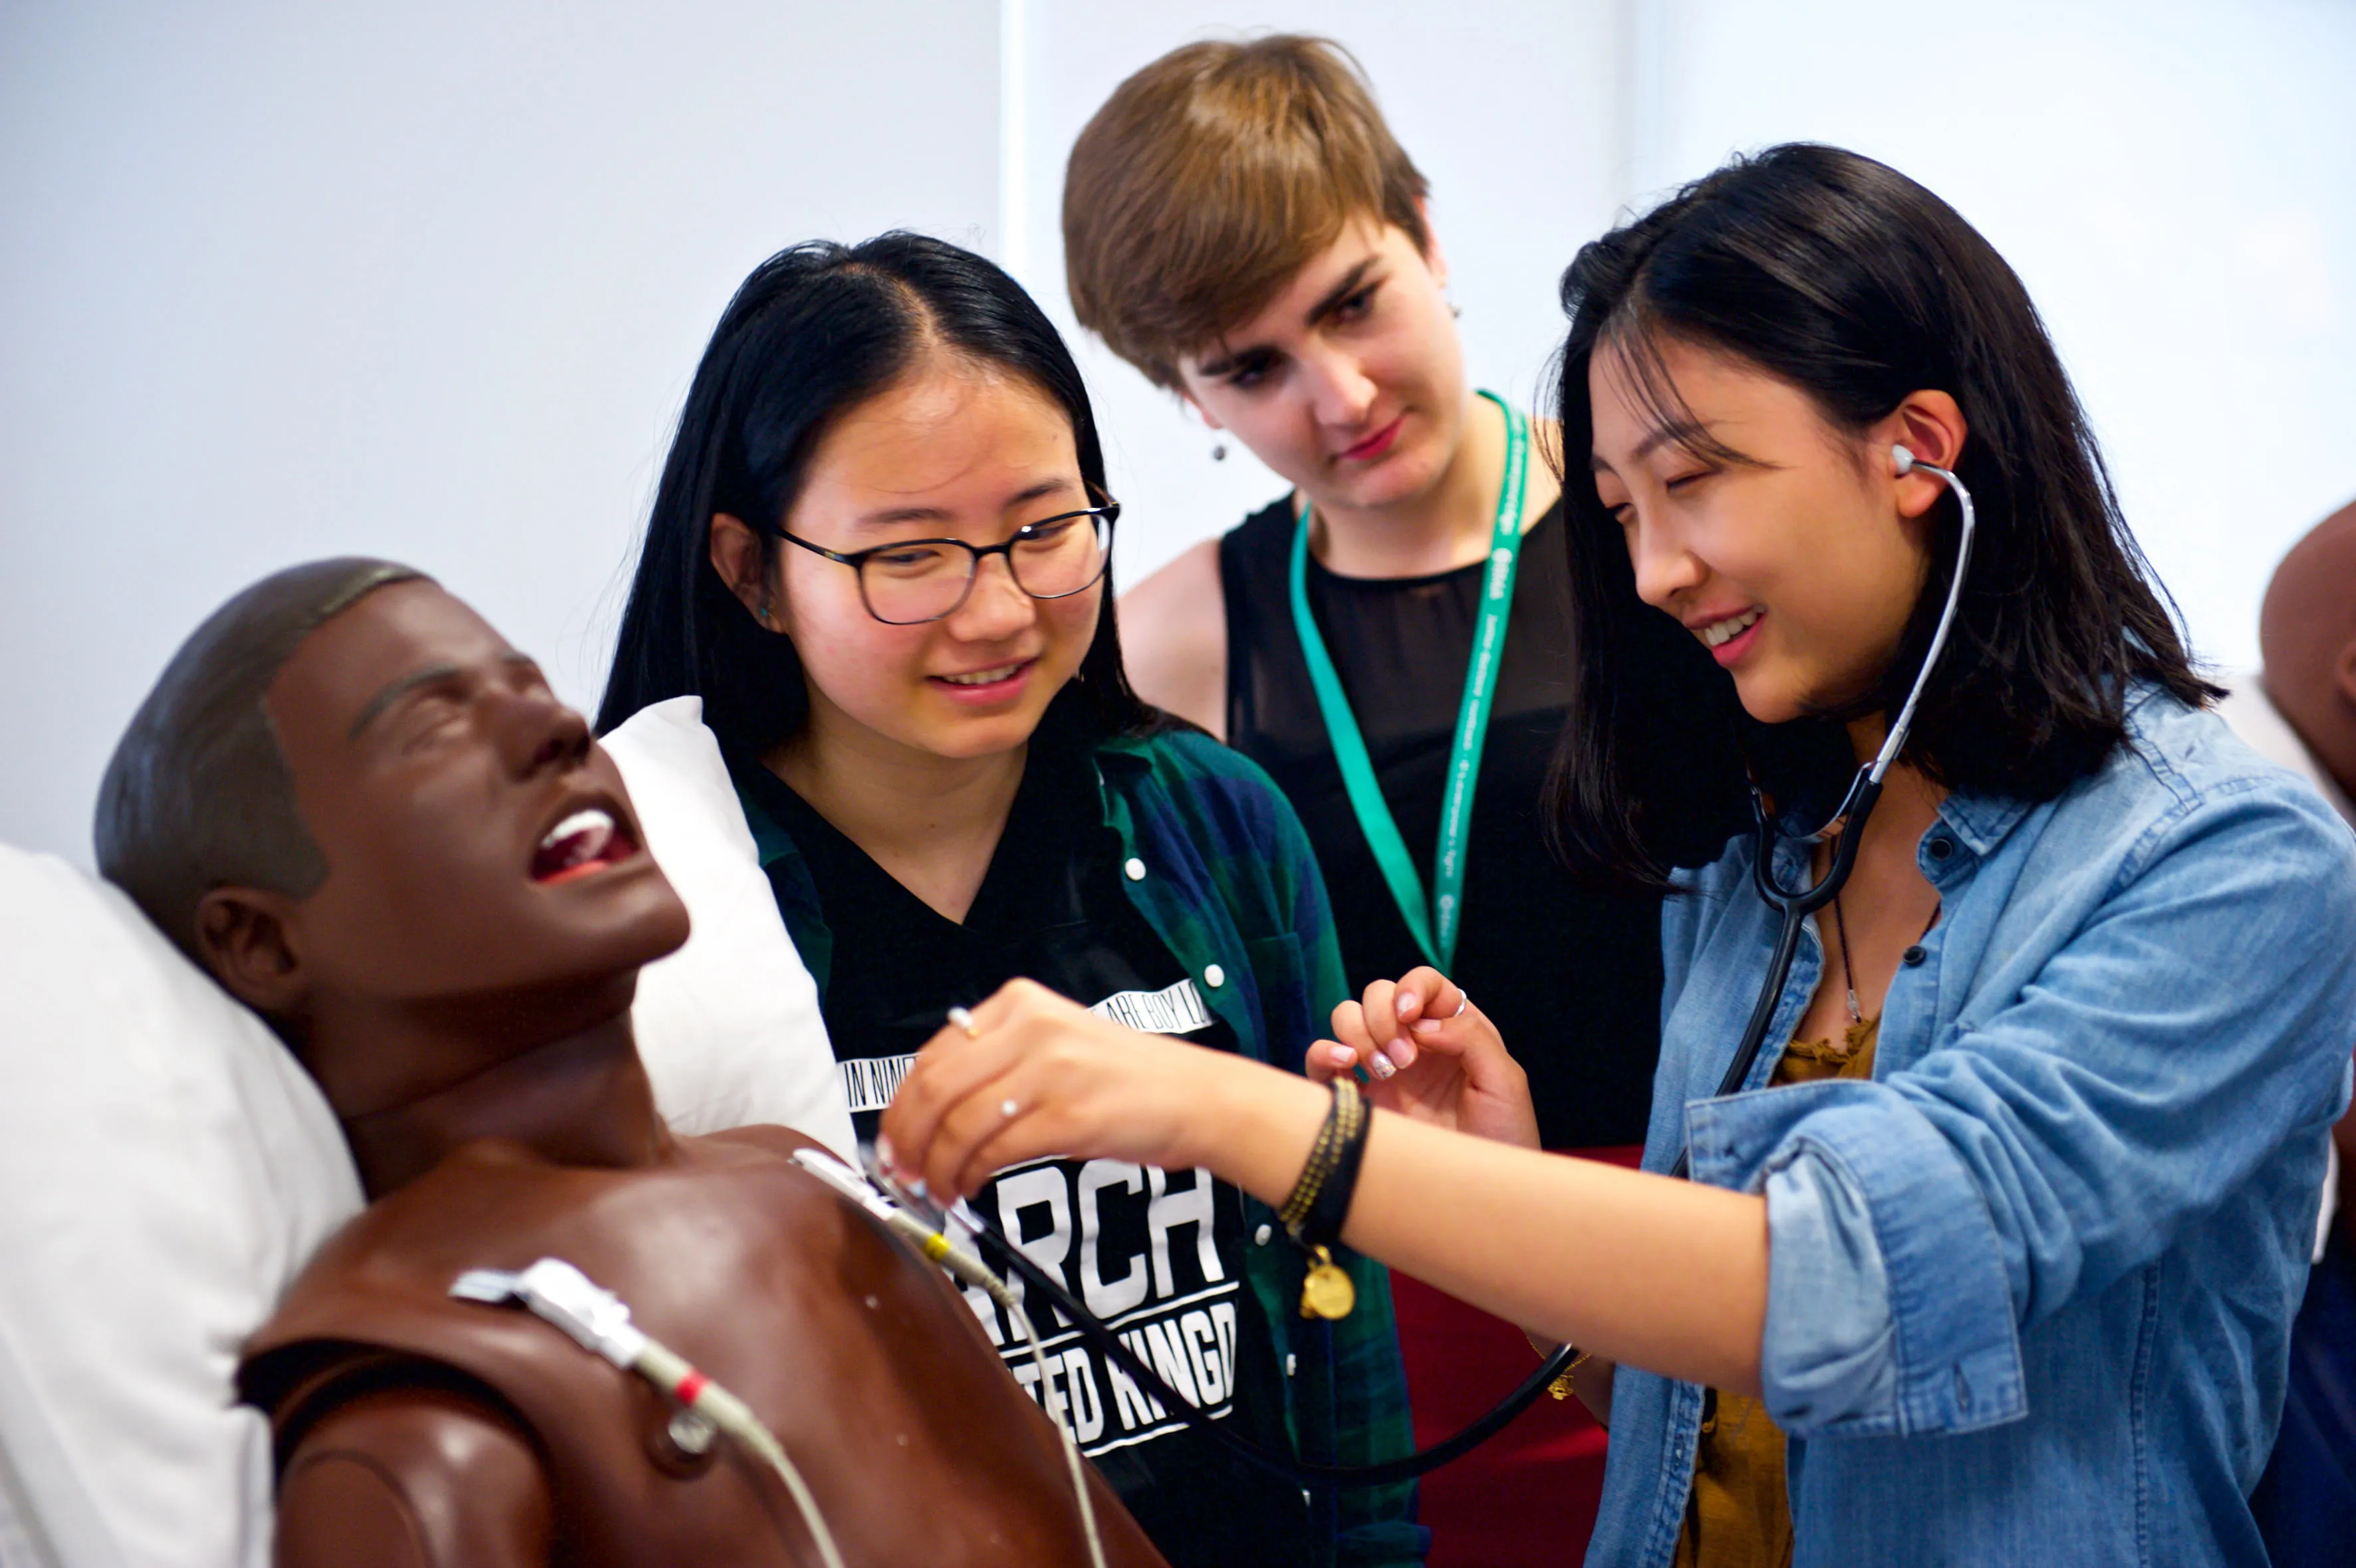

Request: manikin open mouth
left=530, top=807, right=638, bottom=884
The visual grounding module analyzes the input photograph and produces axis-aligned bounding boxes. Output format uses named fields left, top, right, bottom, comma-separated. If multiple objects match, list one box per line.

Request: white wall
left=0, top=1, right=999, bottom=864
left=1615, top=0, right=2356, bottom=673
left=5, top=1, right=2351, bottom=863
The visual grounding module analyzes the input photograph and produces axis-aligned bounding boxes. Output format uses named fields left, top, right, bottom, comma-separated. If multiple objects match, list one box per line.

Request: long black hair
left=598, top=233, right=1152, bottom=747
left=1547, top=144, right=2216, bottom=890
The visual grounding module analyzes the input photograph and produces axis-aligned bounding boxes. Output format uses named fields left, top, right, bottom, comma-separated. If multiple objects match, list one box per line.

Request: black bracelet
left=1300, top=1073, right=1376, bottom=1243
left=1276, top=1081, right=1372, bottom=1320
left=1297, top=1079, right=1370, bottom=1251
left=1277, top=1079, right=1348, bottom=1233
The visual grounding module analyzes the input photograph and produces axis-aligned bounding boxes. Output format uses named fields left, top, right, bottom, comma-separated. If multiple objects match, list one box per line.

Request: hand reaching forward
left=877, top=978, right=1304, bottom=1203
left=1308, top=968, right=1540, bottom=1149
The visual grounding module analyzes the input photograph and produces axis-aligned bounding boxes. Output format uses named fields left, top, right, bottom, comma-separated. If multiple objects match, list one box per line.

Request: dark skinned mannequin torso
left=138, top=573, right=1163, bottom=1568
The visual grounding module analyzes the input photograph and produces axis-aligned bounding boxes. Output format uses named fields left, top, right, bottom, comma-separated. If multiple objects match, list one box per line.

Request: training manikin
left=94, top=559, right=1167, bottom=1568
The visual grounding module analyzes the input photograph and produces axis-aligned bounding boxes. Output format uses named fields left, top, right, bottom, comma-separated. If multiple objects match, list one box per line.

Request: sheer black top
left=1219, top=497, right=1663, bottom=1148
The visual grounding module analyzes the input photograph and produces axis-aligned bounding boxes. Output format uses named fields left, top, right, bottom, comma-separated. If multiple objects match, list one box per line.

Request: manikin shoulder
left=1118, top=538, right=1226, bottom=739
left=276, top=1386, right=553, bottom=1568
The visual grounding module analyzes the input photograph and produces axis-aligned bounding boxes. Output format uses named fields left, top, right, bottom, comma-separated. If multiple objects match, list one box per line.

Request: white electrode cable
left=791, top=1149, right=1109, bottom=1568
left=450, top=1259, right=847, bottom=1568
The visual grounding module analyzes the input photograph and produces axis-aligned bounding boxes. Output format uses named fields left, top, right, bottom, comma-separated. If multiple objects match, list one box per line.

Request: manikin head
left=98, top=562, right=690, bottom=1122
left=1063, top=35, right=1474, bottom=517
left=2259, top=500, right=2356, bottom=799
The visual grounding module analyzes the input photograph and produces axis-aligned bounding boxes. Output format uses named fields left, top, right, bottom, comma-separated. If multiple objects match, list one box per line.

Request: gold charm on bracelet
left=1299, top=1245, right=1357, bottom=1320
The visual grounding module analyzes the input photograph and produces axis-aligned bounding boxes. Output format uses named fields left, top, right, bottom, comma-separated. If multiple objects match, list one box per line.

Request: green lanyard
left=1288, top=390, right=1529, bottom=974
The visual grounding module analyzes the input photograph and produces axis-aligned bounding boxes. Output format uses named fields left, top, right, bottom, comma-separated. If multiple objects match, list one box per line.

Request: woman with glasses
left=598, top=233, right=1424, bottom=1568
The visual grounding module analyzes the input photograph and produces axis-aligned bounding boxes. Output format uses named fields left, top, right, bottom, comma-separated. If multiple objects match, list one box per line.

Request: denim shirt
left=1586, top=692, right=2356, bottom=1568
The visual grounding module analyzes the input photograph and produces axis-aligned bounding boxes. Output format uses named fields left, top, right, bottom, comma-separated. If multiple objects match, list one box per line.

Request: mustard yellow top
left=1672, top=1015, right=1881, bottom=1568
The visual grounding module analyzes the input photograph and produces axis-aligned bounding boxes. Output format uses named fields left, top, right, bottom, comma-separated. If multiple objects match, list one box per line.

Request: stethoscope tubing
left=964, top=1212, right=1579, bottom=1488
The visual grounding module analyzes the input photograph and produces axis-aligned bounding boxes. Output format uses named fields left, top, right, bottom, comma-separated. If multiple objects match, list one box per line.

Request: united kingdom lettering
left=961, top=1158, right=1242, bottom=1456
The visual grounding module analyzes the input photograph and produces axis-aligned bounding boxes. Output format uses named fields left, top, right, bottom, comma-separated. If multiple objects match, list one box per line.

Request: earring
left=757, top=598, right=773, bottom=625
left=1211, top=441, right=1228, bottom=462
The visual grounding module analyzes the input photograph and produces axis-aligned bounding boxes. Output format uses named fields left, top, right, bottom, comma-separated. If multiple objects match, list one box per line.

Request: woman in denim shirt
left=884, top=145, right=2356, bottom=1566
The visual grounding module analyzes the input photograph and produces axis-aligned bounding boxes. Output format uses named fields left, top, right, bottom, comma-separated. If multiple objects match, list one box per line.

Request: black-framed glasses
left=769, top=495, right=1118, bottom=626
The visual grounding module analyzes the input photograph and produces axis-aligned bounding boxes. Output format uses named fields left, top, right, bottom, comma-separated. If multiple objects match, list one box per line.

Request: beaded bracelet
left=1278, top=1079, right=1371, bottom=1319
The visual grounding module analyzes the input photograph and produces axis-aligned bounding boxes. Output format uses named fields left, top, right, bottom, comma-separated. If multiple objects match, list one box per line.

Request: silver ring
left=999, top=1097, right=1021, bottom=1120
left=1448, top=993, right=1471, bottom=1019
left=948, top=1005, right=979, bottom=1039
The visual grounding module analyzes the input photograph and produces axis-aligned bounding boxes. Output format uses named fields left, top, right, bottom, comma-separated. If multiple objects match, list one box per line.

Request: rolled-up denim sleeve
left=1688, top=1082, right=2027, bottom=1436
left=1686, top=779, right=2356, bottom=1440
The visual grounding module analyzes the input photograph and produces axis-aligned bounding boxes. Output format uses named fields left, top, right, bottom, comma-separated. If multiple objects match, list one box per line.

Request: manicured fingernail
left=1395, top=991, right=1418, bottom=1016
left=1391, top=1040, right=1417, bottom=1069
left=874, top=1132, right=895, bottom=1168
left=906, top=1175, right=930, bottom=1200
left=1370, top=1051, right=1396, bottom=1080
left=1413, top=1019, right=1442, bottom=1035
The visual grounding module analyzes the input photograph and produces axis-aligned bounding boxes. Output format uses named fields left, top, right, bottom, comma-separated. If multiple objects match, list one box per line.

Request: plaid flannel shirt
left=736, top=725, right=1426, bottom=1568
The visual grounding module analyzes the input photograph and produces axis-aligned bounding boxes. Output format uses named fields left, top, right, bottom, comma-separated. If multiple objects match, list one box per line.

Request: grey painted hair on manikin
left=96, top=557, right=426, bottom=959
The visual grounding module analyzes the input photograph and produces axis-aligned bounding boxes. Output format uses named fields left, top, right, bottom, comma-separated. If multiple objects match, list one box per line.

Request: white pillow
left=606, top=696, right=854, bottom=1160
left=0, top=845, right=362, bottom=1568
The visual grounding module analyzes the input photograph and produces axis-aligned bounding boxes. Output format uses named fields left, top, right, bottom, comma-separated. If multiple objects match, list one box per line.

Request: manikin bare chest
left=241, top=1130, right=1166, bottom=1567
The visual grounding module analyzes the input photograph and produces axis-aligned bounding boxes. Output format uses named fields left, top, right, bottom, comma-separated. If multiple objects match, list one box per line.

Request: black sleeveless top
left=1220, top=497, right=1662, bottom=1149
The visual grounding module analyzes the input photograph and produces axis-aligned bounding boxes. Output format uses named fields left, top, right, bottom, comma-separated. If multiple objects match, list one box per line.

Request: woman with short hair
left=1067, top=46, right=1678, bottom=1553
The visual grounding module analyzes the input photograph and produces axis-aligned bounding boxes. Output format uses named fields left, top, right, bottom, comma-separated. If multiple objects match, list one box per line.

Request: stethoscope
left=1670, top=443, right=1977, bottom=1176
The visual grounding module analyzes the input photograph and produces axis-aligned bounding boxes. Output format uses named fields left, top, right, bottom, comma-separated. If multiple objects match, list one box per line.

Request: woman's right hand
left=1308, top=968, right=1541, bottom=1149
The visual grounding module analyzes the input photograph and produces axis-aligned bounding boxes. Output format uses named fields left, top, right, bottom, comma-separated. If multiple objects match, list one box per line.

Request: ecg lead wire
left=792, top=1148, right=1109, bottom=1568
left=450, top=1257, right=847, bottom=1568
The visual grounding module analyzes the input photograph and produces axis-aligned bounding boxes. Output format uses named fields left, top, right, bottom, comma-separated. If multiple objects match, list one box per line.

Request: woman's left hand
left=878, top=978, right=1282, bottom=1202
left=1310, top=967, right=1540, bottom=1149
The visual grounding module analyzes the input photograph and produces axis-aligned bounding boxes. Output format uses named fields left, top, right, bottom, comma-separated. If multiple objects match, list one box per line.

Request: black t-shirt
left=739, top=730, right=1315, bottom=1568
left=1221, top=498, right=1665, bottom=1150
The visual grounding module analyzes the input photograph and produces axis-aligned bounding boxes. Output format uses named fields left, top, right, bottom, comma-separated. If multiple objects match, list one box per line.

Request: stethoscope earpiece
left=1893, top=443, right=1917, bottom=476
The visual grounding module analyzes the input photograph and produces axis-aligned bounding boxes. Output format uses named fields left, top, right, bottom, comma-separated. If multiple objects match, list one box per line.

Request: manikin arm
left=273, top=1388, right=552, bottom=1568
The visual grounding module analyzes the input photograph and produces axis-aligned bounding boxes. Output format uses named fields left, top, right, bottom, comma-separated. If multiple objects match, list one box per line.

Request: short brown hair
left=1063, top=35, right=1430, bottom=389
